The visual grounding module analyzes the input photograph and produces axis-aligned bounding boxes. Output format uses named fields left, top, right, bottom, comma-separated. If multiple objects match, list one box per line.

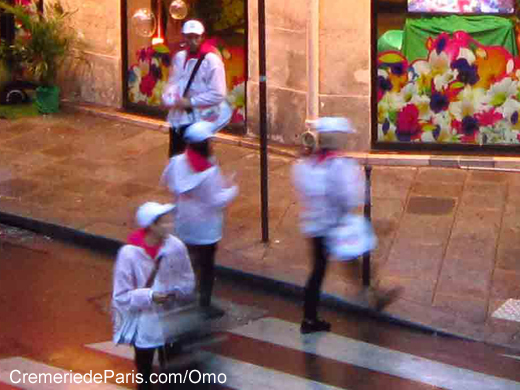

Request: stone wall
left=247, top=0, right=372, bottom=152
left=57, top=0, right=122, bottom=107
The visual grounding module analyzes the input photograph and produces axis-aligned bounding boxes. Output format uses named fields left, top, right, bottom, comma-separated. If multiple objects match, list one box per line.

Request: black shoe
left=300, top=318, right=331, bottom=334
left=201, top=304, right=225, bottom=319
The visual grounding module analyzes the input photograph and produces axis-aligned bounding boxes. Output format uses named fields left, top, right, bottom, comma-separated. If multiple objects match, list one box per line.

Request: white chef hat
left=182, top=20, right=205, bottom=35
left=183, top=121, right=216, bottom=143
left=136, top=202, right=176, bottom=228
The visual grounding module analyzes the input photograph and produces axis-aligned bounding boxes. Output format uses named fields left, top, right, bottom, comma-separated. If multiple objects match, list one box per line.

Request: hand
left=175, top=97, right=192, bottom=110
left=152, top=292, right=169, bottom=305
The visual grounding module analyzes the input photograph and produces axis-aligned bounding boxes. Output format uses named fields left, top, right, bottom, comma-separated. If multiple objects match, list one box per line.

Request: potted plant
left=0, top=0, right=85, bottom=113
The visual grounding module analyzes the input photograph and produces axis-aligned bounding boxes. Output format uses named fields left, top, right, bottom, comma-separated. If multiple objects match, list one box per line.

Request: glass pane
left=375, top=1, right=520, bottom=147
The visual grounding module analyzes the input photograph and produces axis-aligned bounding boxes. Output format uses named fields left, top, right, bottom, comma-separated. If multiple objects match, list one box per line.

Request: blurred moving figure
left=292, top=117, right=365, bottom=334
left=162, top=121, right=238, bottom=318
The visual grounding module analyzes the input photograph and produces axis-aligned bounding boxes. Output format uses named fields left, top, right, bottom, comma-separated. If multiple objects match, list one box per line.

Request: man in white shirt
left=162, top=20, right=231, bottom=157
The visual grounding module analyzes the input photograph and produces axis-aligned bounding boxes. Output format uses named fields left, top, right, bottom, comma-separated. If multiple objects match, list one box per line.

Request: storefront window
left=123, top=0, right=246, bottom=129
left=375, top=0, right=520, bottom=148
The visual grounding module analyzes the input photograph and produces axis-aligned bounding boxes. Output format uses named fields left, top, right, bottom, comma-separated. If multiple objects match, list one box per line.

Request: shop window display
left=125, top=0, right=246, bottom=126
left=376, top=0, right=520, bottom=146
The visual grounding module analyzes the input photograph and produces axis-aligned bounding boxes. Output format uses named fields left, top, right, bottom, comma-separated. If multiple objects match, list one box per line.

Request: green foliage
left=192, top=0, right=245, bottom=35
left=0, top=0, right=86, bottom=86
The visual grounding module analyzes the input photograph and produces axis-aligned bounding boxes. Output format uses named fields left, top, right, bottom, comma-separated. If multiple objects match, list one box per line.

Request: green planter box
left=35, top=85, right=60, bottom=114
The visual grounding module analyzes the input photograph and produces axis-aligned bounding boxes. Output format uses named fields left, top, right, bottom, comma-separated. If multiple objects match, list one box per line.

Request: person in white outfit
left=112, top=202, right=195, bottom=390
left=162, top=121, right=238, bottom=317
left=162, top=20, right=231, bottom=157
left=292, top=117, right=365, bottom=334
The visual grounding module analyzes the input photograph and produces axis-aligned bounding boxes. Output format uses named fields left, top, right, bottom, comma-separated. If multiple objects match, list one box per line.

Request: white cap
left=184, top=121, right=216, bottom=143
left=182, top=20, right=205, bottom=35
left=136, top=202, right=175, bottom=228
left=310, top=117, right=355, bottom=133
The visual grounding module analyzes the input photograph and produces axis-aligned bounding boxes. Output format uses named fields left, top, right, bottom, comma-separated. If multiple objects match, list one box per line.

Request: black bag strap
left=145, top=254, right=164, bottom=289
left=183, top=53, right=207, bottom=98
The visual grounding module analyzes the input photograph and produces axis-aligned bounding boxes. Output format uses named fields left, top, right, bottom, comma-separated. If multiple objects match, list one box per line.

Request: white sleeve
left=199, top=168, right=238, bottom=209
left=331, top=159, right=366, bottom=210
left=171, top=243, right=196, bottom=299
left=162, top=53, right=183, bottom=105
left=112, top=247, right=153, bottom=311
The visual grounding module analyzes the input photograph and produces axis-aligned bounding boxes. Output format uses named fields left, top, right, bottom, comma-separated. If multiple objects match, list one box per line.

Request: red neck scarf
left=127, top=229, right=161, bottom=259
left=186, top=147, right=213, bottom=172
left=185, top=42, right=218, bottom=63
left=315, top=150, right=339, bottom=164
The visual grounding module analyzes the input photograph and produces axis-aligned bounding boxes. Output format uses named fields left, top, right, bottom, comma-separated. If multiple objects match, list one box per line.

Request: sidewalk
left=2, top=105, right=520, bottom=350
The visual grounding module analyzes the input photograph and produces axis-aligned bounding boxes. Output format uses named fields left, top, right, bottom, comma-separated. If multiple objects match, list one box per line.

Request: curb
left=64, top=102, right=520, bottom=169
left=0, top=210, right=466, bottom=342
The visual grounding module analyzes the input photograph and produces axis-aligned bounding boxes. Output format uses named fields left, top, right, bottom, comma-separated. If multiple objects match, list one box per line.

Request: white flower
left=429, top=50, right=451, bottom=76
left=501, top=99, right=520, bottom=121
left=227, top=82, right=245, bottom=115
left=483, top=77, right=518, bottom=108
left=401, top=83, right=418, bottom=103
left=410, top=94, right=431, bottom=120
left=457, top=48, right=476, bottom=65
left=433, top=69, right=458, bottom=91
left=449, top=86, right=486, bottom=121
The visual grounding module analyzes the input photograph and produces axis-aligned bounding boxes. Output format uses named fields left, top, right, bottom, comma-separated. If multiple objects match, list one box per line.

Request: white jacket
left=292, top=156, right=365, bottom=238
left=162, top=50, right=231, bottom=131
left=112, top=235, right=195, bottom=348
left=161, top=154, right=238, bottom=245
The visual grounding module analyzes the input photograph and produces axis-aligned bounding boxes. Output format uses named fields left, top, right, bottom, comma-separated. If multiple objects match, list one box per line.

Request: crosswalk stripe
left=0, top=357, right=127, bottom=390
left=87, top=341, right=345, bottom=390
left=229, top=318, right=520, bottom=390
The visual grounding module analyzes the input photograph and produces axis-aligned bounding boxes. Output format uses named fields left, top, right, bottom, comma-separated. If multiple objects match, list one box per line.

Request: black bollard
left=362, top=165, right=372, bottom=287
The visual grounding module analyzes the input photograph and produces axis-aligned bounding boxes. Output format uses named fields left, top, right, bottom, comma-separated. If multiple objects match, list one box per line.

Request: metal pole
left=362, top=166, right=372, bottom=286
left=258, top=0, right=269, bottom=242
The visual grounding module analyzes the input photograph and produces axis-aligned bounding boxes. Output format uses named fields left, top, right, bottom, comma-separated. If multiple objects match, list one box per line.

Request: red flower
left=396, top=104, right=420, bottom=135
left=475, top=109, right=502, bottom=127
left=140, top=73, right=157, bottom=97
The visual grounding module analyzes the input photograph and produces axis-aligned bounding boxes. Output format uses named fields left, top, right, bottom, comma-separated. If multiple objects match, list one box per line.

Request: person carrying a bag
left=292, top=117, right=366, bottom=334
left=161, top=121, right=238, bottom=318
left=162, top=20, right=232, bottom=157
left=112, top=202, right=196, bottom=390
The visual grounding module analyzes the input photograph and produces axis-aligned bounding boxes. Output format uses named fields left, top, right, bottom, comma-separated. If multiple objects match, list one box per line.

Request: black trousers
left=304, top=236, right=328, bottom=321
left=168, top=125, right=190, bottom=157
left=134, top=344, right=180, bottom=390
left=186, top=243, right=218, bottom=307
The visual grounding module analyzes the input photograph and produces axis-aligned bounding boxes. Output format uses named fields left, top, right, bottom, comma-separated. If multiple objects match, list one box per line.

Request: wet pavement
left=2, top=106, right=520, bottom=350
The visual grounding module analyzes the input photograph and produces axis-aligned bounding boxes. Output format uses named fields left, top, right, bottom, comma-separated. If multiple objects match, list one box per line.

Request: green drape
left=402, top=15, right=518, bottom=62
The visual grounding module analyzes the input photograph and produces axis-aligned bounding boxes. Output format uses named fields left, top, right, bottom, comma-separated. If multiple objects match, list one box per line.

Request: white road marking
left=228, top=317, right=520, bottom=390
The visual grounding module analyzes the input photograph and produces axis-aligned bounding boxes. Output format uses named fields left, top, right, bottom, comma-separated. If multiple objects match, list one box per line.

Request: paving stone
left=406, top=196, right=457, bottom=215
left=468, top=171, right=509, bottom=183
left=491, top=269, right=520, bottom=300
left=415, top=167, right=467, bottom=183
left=496, top=243, right=520, bottom=271
left=394, top=213, right=455, bottom=245
left=433, top=293, right=488, bottom=324
left=460, top=182, right=507, bottom=210
left=382, top=242, right=445, bottom=281
left=436, top=259, right=493, bottom=300
left=411, top=181, right=463, bottom=198
left=377, top=276, right=435, bottom=306
left=371, top=167, right=417, bottom=200
left=443, top=234, right=497, bottom=269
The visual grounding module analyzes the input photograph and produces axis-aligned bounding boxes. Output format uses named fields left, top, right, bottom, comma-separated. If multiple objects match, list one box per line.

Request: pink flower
left=475, top=109, right=502, bottom=127
left=140, top=73, right=157, bottom=97
left=397, top=104, right=420, bottom=135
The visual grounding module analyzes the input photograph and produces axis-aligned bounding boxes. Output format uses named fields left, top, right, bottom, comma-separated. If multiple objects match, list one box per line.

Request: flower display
left=377, top=31, right=520, bottom=145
